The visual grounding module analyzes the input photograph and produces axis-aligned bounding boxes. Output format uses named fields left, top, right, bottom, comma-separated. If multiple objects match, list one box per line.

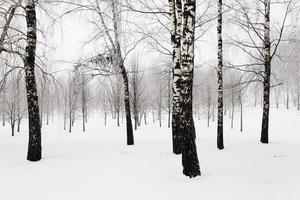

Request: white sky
left=39, top=0, right=298, bottom=74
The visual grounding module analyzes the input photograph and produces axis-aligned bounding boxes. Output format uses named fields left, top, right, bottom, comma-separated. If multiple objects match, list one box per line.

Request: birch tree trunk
left=239, top=89, right=243, bottom=132
left=180, top=0, right=201, bottom=178
left=170, top=0, right=183, bottom=154
left=120, top=63, right=134, bottom=145
left=111, top=0, right=134, bottom=145
left=217, top=0, right=224, bottom=150
left=260, top=0, right=271, bottom=144
left=25, top=0, right=42, bottom=161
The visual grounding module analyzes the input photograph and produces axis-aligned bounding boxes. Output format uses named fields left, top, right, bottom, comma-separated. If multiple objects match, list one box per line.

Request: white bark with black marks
left=180, top=0, right=201, bottom=178
left=217, top=0, right=224, bottom=150
left=260, top=0, right=271, bottom=144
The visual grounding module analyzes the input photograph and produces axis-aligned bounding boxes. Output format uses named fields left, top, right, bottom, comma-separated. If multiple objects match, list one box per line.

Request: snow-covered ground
left=0, top=107, right=299, bottom=200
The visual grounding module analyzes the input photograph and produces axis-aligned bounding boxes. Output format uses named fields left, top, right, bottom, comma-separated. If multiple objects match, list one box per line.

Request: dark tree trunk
left=82, top=84, right=86, bottom=132
left=217, top=0, right=224, bottom=150
left=144, top=112, right=147, bottom=125
left=17, top=118, right=21, bottom=132
left=111, top=0, right=134, bottom=145
left=25, top=0, right=42, bottom=161
left=180, top=0, right=201, bottom=178
left=134, top=111, right=138, bottom=130
left=82, top=112, right=85, bottom=132
left=69, top=110, right=72, bottom=133
left=260, top=0, right=271, bottom=144
left=286, top=86, right=289, bottom=109
left=11, top=122, right=15, bottom=137
left=117, top=110, right=120, bottom=127
left=239, top=90, right=243, bottom=132
left=138, top=112, right=141, bottom=126
left=120, top=64, right=134, bottom=145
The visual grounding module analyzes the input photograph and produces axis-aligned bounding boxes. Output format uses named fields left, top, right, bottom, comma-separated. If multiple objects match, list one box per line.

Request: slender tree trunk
left=25, top=0, right=42, bottom=161
left=82, top=83, right=86, bottom=132
left=180, top=0, right=201, bottom=178
left=159, top=99, right=162, bottom=127
left=85, top=105, right=88, bottom=123
left=144, top=112, right=147, bottom=125
left=297, top=82, right=300, bottom=110
left=16, top=84, right=21, bottom=132
left=134, top=110, right=137, bottom=130
left=69, top=110, right=72, bottom=133
left=217, top=0, right=224, bottom=149
left=17, top=118, right=21, bottom=132
left=286, top=85, right=289, bottom=109
left=120, top=64, right=134, bottom=145
left=138, top=112, right=141, bottom=126
left=260, top=0, right=271, bottom=144
left=239, top=90, right=243, bottom=132
left=231, top=92, right=234, bottom=129
left=207, top=108, right=210, bottom=127
left=11, top=120, right=15, bottom=137
left=111, top=0, right=134, bottom=145
left=82, top=109, right=85, bottom=132
left=63, top=99, right=66, bottom=131
left=117, top=110, right=120, bottom=127
left=297, top=68, right=300, bottom=110
left=71, top=114, right=75, bottom=127
left=274, top=88, right=279, bottom=109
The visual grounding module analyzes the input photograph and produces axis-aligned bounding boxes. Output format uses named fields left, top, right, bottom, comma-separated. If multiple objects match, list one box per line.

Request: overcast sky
left=40, top=1, right=298, bottom=74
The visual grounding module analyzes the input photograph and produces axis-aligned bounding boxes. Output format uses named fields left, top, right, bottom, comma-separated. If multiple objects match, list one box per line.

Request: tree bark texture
left=261, top=0, right=271, bottom=144
left=25, top=0, right=42, bottom=161
left=180, top=0, right=201, bottom=178
left=217, top=0, right=224, bottom=150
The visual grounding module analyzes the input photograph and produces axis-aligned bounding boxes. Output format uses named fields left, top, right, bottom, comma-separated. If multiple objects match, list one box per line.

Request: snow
left=0, top=107, right=299, bottom=200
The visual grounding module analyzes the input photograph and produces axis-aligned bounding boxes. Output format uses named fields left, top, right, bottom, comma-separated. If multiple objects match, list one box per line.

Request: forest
left=0, top=0, right=300, bottom=199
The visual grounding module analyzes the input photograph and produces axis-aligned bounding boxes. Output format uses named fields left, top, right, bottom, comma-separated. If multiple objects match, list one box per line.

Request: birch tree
left=228, top=0, right=292, bottom=143
left=25, top=0, right=42, bottom=161
left=217, top=0, right=224, bottom=149
left=169, top=0, right=201, bottom=178
left=169, top=0, right=183, bottom=154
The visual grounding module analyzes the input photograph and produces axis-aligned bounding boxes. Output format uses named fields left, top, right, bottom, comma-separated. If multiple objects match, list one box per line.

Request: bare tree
left=227, top=0, right=293, bottom=143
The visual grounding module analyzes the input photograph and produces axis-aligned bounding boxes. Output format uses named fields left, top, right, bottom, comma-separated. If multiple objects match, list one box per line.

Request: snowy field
left=0, top=107, right=299, bottom=200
